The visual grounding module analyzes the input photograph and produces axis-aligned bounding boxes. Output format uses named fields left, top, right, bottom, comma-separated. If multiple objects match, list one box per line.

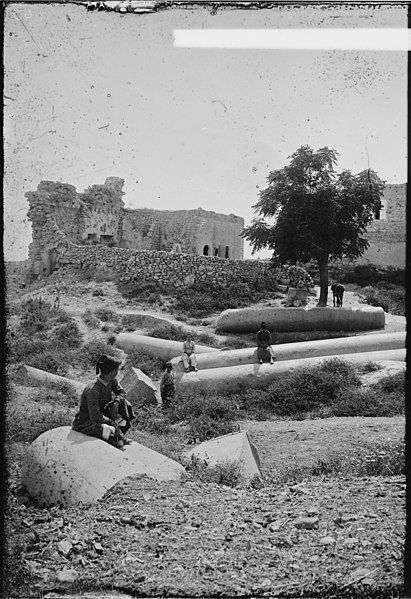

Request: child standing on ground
left=159, top=361, right=176, bottom=408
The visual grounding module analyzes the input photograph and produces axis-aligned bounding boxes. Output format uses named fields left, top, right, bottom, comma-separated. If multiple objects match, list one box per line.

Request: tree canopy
left=242, top=145, right=385, bottom=305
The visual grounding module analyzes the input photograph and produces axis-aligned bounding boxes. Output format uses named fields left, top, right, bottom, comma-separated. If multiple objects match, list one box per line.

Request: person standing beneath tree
left=256, top=321, right=276, bottom=364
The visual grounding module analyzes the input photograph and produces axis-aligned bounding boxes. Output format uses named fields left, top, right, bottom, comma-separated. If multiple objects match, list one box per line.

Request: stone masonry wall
left=58, top=244, right=278, bottom=289
left=355, top=183, right=406, bottom=268
left=121, top=208, right=244, bottom=259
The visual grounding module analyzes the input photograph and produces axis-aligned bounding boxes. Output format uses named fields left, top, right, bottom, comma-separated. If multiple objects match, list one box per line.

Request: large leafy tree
left=242, top=145, right=385, bottom=306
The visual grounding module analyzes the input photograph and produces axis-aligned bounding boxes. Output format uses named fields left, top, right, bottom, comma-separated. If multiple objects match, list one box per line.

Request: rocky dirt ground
left=4, top=263, right=407, bottom=598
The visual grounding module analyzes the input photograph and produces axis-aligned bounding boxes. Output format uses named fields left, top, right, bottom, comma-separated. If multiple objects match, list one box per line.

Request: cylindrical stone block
left=171, top=332, right=405, bottom=371
left=216, top=306, right=385, bottom=333
left=115, top=332, right=219, bottom=362
left=177, top=349, right=406, bottom=394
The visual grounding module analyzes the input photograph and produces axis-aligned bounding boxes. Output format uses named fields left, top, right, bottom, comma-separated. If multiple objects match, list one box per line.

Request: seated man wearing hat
left=256, top=322, right=276, bottom=365
left=72, top=355, right=133, bottom=449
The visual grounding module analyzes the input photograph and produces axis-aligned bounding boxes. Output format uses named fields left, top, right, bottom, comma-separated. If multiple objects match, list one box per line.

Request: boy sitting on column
left=72, top=355, right=134, bottom=449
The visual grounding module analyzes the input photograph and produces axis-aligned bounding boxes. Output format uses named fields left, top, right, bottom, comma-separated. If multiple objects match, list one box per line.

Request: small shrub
left=20, top=298, right=54, bottom=333
left=148, top=324, right=189, bottom=342
left=94, top=307, right=118, bottom=322
left=340, top=264, right=405, bottom=287
left=312, top=441, right=405, bottom=477
left=171, top=391, right=239, bottom=442
left=23, top=349, right=72, bottom=376
left=136, top=406, right=171, bottom=434
left=356, top=360, right=381, bottom=374
left=187, top=414, right=239, bottom=442
left=379, top=371, right=405, bottom=394
left=187, top=456, right=244, bottom=487
left=92, top=287, right=105, bottom=296
left=82, top=309, right=100, bottom=328
left=362, top=289, right=389, bottom=312
left=7, top=402, right=74, bottom=443
left=196, top=331, right=219, bottom=347
left=332, top=385, right=404, bottom=417
left=264, top=359, right=361, bottom=416
left=78, top=338, right=122, bottom=368
left=220, top=336, right=254, bottom=350
left=277, top=440, right=405, bottom=482
left=272, top=330, right=352, bottom=345
left=124, top=348, right=164, bottom=378
left=147, top=292, right=162, bottom=304
left=51, top=321, right=82, bottom=348
left=121, top=314, right=140, bottom=331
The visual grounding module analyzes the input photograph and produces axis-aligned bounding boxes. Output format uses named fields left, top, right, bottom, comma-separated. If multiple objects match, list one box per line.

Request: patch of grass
left=340, top=264, right=405, bottom=287
left=356, top=360, right=381, bottom=374
left=279, top=440, right=405, bottom=482
left=360, top=285, right=405, bottom=316
left=124, top=348, right=165, bottom=378
left=147, top=323, right=189, bottom=342
left=220, top=335, right=255, bottom=350
left=6, top=400, right=74, bottom=443
left=379, top=371, right=405, bottom=394
left=82, top=309, right=100, bottom=328
left=332, top=384, right=404, bottom=417
left=176, top=280, right=277, bottom=319
left=7, top=299, right=83, bottom=375
left=130, top=428, right=185, bottom=463
left=250, top=358, right=361, bottom=418
left=234, top=362, right=405, bottom=420
left=146, top=324, right=219, bottom=348
left=134, top=405, right=172, bottom=434
left=272, top=330, right=353, bottom=345
left=196, top=331, right=219, bottom=346
left=171, top=391, right=239, bottom=442
left=51, top=320, right=82, bottom=348
left=93, top=307, right=119, bottom=322
left=186, top=456, right=245, bottom=487
left=92, top=287, right=105, bottom=296
left=77, top=338, right=123, bottom=369
left=121, top=314, right=141, bottom=331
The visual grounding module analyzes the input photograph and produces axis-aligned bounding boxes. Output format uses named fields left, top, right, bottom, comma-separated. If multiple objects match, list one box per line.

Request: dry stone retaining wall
left=58, top=244, right=281, bottom=289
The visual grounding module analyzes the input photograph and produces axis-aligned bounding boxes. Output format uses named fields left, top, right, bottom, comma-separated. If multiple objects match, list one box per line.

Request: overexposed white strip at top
left=173, top=29, right=410, bottom=51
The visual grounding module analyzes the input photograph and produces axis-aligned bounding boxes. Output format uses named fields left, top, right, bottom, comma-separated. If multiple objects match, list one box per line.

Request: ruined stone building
left=25, top=177, right=406, bottom=279
left=26, top=177, right=244, bottom=277
left=355, top=183, right=406, bottom=269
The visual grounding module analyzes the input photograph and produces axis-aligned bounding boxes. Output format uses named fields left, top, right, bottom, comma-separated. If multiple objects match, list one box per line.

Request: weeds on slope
left=277, top=439, right=405, bottom=482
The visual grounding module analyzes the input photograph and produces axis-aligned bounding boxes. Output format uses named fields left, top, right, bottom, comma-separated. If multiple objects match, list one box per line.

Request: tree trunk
left=317, top=256, right=329, bottom=307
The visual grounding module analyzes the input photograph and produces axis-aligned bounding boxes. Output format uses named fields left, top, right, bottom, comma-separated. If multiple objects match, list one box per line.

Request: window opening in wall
left=214, top=248, right=219, bottom=257
left=203, top=245, right=209, bottom=256
left=374, top=205, right=381, bottom=220
left=87, top=233, right=97, bottom=240
left=225, top=246, right=230, bottom=259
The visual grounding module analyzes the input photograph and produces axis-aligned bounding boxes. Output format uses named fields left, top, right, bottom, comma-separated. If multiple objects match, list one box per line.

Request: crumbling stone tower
left=26, top=177, right=125, bottom=276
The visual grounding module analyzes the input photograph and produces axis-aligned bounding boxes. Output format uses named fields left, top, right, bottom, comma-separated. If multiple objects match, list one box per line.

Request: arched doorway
left=203, top=245, right=210, bottom=256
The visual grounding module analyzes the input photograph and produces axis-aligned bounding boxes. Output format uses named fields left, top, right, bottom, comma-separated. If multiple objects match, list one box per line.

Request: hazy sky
left=4, top=3, right=407, bottom=261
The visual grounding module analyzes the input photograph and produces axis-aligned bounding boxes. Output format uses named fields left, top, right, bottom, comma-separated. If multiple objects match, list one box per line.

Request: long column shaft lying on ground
left=216, top=306, right=385, bottom=333
left=114, top=332, right=219, bottom=361
left=18, top=365, right=85, bottom=396
left=177, top=349, right=406, bottom=394
left=171, top=332, right=405, bottom=371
